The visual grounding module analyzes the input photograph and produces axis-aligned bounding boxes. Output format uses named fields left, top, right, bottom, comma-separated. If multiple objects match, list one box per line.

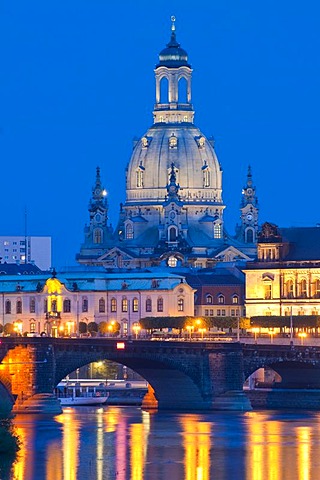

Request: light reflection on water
left=8, top=408, right=320, bottom=480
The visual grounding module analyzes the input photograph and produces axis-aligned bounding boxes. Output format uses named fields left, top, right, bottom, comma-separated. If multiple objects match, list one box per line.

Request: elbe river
left=5, top=406, right=320, bottom=479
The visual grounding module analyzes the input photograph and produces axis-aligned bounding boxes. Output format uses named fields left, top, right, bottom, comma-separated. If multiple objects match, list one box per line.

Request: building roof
left=280, top=227, right=320, bottom=261
left=0, top=263, right=44, bottom=275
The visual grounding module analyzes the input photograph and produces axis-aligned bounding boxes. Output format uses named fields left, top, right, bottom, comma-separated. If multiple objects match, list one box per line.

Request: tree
left=88, top=322, right=98, bottom=336
left=3, top=323, right=14, bottom=336
left=79, top=322, right=88, bottom=335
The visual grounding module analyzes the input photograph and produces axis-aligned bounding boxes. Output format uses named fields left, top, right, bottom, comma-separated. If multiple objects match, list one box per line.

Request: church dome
left=157, top=33, right=190, bottom=68
left=126, top=124, right=222, bottom=205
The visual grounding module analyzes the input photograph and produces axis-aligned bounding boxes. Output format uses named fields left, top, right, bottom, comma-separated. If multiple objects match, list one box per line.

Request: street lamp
left=132, top=323, right=141, bottom=339
left=252, top=327, right=259, bottom=344
left=199, top=328, right=206, bottom=340
left=186, top=325, right=193, bottom=340
left=298, top=332, right=307, bottom=345
left=269, top=329, right=275, bottom=344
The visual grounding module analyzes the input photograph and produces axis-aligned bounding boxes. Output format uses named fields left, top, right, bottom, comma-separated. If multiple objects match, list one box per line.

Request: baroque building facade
left=77, top=19, right=259, bottom=270
left=244, top=223, right=320, bottom=318
left=0, top=268, right=195, bottom=337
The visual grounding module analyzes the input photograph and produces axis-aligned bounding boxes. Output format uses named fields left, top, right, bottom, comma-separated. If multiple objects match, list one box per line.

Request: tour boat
left=55, top=381, right=109, bottom=406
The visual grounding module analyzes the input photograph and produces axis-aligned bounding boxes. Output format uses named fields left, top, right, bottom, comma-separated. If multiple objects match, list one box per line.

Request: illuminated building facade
left=0, top=235, right=51, bottom=270
left=244, top=222, right=320, bottom=317
left=0, top=268, right=194, bottom=336
left=77, top=19, right=259, bottom=269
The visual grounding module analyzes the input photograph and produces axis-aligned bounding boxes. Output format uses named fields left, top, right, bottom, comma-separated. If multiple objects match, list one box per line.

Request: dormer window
left=214, top=223, right=222, bottom=239
left=126, top=223, right=134, bottom=240
left=169, top=133, right=178, bottom=148
left=206, top=294, right=213, bottom=304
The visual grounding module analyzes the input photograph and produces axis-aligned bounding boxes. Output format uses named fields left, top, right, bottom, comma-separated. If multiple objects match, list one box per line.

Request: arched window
left=132, top=298, right=139, bottom=312
left=30, top=320, right=36, bottom=333
left=99, top=298, right=105, bottom=313
left=160, top=76, right=169, bottom=103
left=178, top=298, right=184, bottom=312
left=300, top=279, right=307, bottom=298
left=29, top=297, right=36, bottom=313
left=214, top=223, right=222, bottom=239
left=136, top=169, right=144, bottom=188
left=111, top=298, right=117, bottom=312
left=178, top=76, right=188, bottom=103
left=82, top=297, right=88, bottom=313
left=146, top=298, right=152, bottom=313
left=122, top=297, right=128, bottom=313
left=203, top=169, right=210, bottom=187
left=218, top=294, right=225, bottom=304
left=63, top=299, right=71, bottom=313
left=206, top=294, right=213, bottom=304
left=5, top=300, right=11, bottom=314
left=157, top=297, right=163, bottom=312
left=168, top=226, right=177, bottom=242
left=94, top=228, right=103, bottom=244
left=16, top=299, right=22, bottom=314
left=232, top=295, right=239, bottom=304
left=126, top=223, right=134, bottom=240
left=315, top=279, right=320, bottom=298
left=246, top=228, right=254, bottom=243
left=168, top=256, right=177, bottom=268
left=286, top=280, right=294, bottom=298
left=51, top=299, right=57, bottom=312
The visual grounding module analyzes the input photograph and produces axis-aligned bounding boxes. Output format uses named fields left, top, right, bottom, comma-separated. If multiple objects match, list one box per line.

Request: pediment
left=97, top=247, right=135, bottom=262
left=214, top=246, right=251, bottom=261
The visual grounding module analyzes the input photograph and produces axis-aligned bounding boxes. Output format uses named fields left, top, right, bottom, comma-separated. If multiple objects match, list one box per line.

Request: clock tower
left=237, top=166, right=259, bottom=244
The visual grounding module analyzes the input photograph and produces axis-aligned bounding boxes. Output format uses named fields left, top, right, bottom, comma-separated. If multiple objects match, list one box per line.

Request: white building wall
left=0, top=236, right=51, bottom=270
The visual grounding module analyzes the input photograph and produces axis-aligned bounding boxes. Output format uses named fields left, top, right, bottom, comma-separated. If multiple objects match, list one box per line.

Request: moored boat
left=55, top=381, right=109, bottom=406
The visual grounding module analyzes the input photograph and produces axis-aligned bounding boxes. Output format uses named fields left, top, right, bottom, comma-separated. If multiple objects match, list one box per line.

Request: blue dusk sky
left=0, top=1, right=319, bottom=267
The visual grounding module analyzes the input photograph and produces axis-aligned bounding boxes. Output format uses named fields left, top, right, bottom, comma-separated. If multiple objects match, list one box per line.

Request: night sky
left=1, top=1, right=319, bottom=267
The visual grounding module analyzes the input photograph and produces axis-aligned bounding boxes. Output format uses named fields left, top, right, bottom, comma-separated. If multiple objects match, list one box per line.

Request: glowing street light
left=186, top=325, right=193, bottom=340
left=199, top=328, right=206, bottom=340
left=132, top=323, right=141, bottom=339
left=269, top=329, right=275, bottom=344
left=298, top=332, right=307, bottom=345
left=252, top=327, right=259, bottom=343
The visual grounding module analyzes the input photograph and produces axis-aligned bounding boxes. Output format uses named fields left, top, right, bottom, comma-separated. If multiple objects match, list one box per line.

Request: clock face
left=170, top=211, right=175, bottom=220
left=95, top=214, right=101, bottom=222
left=246, top=213, right=253, bottom=221
left=247, top=188, right=252, bottom=195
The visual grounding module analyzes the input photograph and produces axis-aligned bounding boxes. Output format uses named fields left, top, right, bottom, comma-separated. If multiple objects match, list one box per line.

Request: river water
left=5, top=406, right=320, bottom=479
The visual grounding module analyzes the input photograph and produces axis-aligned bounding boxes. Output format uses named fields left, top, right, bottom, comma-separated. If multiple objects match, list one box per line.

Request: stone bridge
left=1, top=338, right=320, bottom=415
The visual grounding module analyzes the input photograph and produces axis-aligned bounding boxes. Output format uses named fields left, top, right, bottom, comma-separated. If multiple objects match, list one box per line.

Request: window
left=111, top=298, right=117, bottom=312
left=16, top=300, right=22, bottom=314
left=218, top=295, right=225, bottom=304
left=315, top=279, right=320, bottom=298
left=217, top=309, right=221, bottom=316
left=206, top=294, right=213, bottom=304
left=136, top=169, right=144, bottom=188
left=205, top=309, right=209, bottom=316
left=168, top=256, right=177, bottom=267
left=214, top=223, right=222, bottom=239
left=132, top=298, right=139, bottom=312
left=30, top=297, right=36, bottom=313
left=63, top=299, right=71, bottom=313
left=126, top=224, right=134, bottom=240
left=20, top=240, right=25, bottom=246
left=122, top=298, right=128, bottom=313
left=168, top=226, right=177, bottom=242
left=178, top=298, right=184, bottom=312
left=231, top=309, right=235, bottom=317
left=94, top=228, right=103, bottom=244
left=5, top=300, right=11, bottom=314
left=203, top=168, right=210, bottom=187
left=232, top=295, right=239, bottom=304
left=157, top=297, right=163, bottom=312
left=99, top=298, right=105, bottom=313
left=44, top=300, right=48, bottom=313
left=30, top=321, right=36, bottom=333
left=264, top=284, right=272, bottom=300
left=82, top=297, right=88, bottom=312
left=209, top=309, right=213, bottom=316
left=51, top=299, right=57, bottom=312
left=300, top=279, right=307, bottom=298
left=286, top=280, right=294, bottom=298
left=146, top=298, right=152, bottom=312
left=221, top=309, right=226, bottom=316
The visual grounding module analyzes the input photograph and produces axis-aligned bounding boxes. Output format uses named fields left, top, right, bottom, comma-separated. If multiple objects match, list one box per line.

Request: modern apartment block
left=0, top=236, right=51, bottom=271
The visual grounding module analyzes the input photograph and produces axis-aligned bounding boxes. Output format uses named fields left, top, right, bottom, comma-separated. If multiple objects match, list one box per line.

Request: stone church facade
left=77, top=19, right=259, bottom=270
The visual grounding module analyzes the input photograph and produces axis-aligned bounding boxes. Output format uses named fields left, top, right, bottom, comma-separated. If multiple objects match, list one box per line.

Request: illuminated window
left=82, top=297, right=88, bottom=312
left=146, top=298, right=152, bottom=312
left=132, top=298, right=139, bottom=312
left=122, top=298, right=128, bottom=313
left=315, top=279, right=320, bottom=298
left=111, top=298, right=117, bottom=312
left=232, top=295, right=239, bottom=304
left=206, top=294, right=213, bottom=304
left=218, top=295, right=225, bottom=304
left=168, top=256, right=177, bottom=267
left=63, top=299, right=71, bottom=313
left=99, top=298, right=105, bottom=313
left=264, top=284, right=272, bottom=300
left=286, top=280, right=294, bottom=298
left=51, top=299, right=57, bottom=312
left=29, top=297, right=36, bottom=313
left=203, top=169, right=210, bottom=187
left=5, top=300, right=11, bottom=314
left=30, top=321, right=36, bottom=333
left=300, top=279, right=307, bottom=298
left=16, top=300, right=22, bottom=314
left=126, top=223, right=134, bottom=240
left=178, top=298, right=184, bottom=311
left=93, top=228, right=103, bottom=244
left=136, top=169, right=144, bottom=188
left=157, top=297, right=163, bottom=312
left=214, top=223, right=222, bottom=239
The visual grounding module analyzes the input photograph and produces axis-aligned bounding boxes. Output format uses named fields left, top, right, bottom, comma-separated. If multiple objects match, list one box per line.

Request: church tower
left=237, top=166, right=259, bottom=243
